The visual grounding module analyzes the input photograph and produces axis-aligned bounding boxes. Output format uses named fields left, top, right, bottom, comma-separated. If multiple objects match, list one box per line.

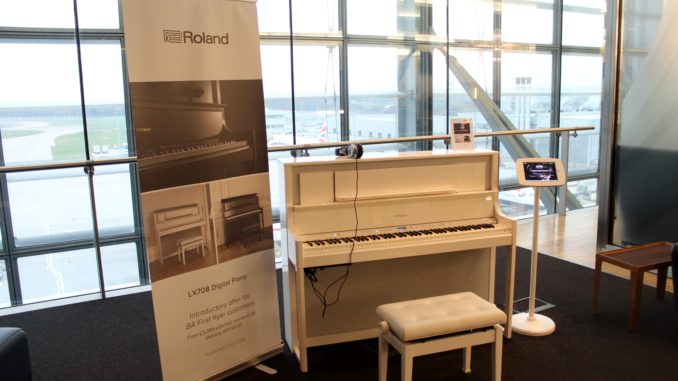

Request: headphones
left=335, top=143, right=363, bottom=159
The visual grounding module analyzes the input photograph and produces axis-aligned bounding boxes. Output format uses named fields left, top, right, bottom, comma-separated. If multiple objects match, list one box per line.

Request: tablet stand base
left=511, top=312, right=556, bottom=336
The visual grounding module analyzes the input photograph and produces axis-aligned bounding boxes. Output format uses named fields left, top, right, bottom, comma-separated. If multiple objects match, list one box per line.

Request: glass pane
left=102, top=242, right=141, bottom=290
left=432, top=49, right=449, bottom=148
left=500, top=51, right=552, bottom=169
left=293, top=43, right=341, bottom=144
left=261, top=43, right=294, bottom=146
left=347, top=45, right=401, bottom=143
left=0, top=0, right=119, bottom=29
left=93, top=164, right=136, bottom=236
left=449, top=0, right=494, bottom=41
left=18, top=248, right=99, bottom=303
left=347, top=0, right=397, bottom=36
left=292, top=0, right=338, bottom=35
left=431, top=0, right=451, bottom=39
left=76, top=0, right=120, bottom=29
left=81, top=40, right=129, bottom=160
left=348, top=0, right=447, bottom=39
left=501, top=0, right=554, bottom=44
left=0, top=39, right=85, bottom=166
left=560, top=54, right=602, bottom=176
left=444, top=48, right=494, bottom=146
left=257, top=0, right=290, bottom=34
left=500, top=51, right=553, bottom=131
left=567, top=178, right=597, bottom=208
left=0, top=1, right=75, bottom=29
left=562, top=0, right=606, bottom=47
left=499, top=188, right=546, bottom=219
left=499, top=144, right=518, bottom=184
left=0, top=259, right=9, bottom=308
left=7, top=168, right=94, bottom=247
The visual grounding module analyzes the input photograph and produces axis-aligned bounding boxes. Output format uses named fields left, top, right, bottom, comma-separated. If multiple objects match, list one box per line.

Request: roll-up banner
left=121, top=0, right=282, bottom=379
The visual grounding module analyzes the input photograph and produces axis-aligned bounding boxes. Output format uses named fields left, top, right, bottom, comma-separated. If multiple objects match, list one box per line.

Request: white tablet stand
left=512, top=158, right=565, bottom=336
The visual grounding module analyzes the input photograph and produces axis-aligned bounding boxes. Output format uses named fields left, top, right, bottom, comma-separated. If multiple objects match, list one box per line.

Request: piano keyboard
left=139, top=140, right=248, bottom=169
left=299, top=222, right=513, bottom=265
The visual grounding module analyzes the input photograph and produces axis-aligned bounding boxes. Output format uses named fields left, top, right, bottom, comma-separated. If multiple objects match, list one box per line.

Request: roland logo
left=163, top=29, right=229, bottom=45
left=393, top=213, right=407, bottom=218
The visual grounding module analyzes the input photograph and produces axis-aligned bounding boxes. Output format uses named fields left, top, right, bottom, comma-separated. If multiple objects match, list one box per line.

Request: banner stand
left=121, top=1, right=283, bottom=379
left=205, top=345, right=283, bottom=380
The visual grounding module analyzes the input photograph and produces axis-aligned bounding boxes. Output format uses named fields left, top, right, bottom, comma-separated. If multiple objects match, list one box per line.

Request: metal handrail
left=0, top=126, right=595, bottom=173
left=0, top=157, right=137, bottom=174
left=266, top=126, right=595, bottom=152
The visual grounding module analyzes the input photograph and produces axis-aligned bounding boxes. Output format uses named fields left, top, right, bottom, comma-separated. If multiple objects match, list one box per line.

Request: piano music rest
left=177, top=236, right=205, bottom=264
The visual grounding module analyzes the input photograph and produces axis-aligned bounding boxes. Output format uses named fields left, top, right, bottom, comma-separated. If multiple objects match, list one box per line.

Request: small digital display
left=523, top=162, right=558, bottom=181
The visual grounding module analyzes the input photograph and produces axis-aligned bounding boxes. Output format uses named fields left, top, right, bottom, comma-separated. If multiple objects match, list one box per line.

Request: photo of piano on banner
left=141, top=174, right=274, bottom=282
left=131, top=80, right=269, bottom=193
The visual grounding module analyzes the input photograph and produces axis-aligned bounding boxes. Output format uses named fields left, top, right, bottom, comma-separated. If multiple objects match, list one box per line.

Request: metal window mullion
left=338, top=0, right=350, bottom=141
left=288, top=0, right=298, bottom=144
left=596, top=0, right=623, bottom=250
left=551, top=0, right=564, bottom=152
left=548, top=0, right=564, bottom=215
left=445, top=0, right=450, bottom=138
left=417, top=1, right=433, bottom=151
left=491, top=0, right=502, bottom=152
left=0, top=78, right=19, bottom=305
left=0, top=174, right=21, bottom=306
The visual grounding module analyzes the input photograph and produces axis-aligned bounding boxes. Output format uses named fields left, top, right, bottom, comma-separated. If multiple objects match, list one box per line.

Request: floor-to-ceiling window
left=0, top=1, right=146, bottom=309
left=258, top=0, right=606, bottom=219
left=0, top=0, right=607, bottom=310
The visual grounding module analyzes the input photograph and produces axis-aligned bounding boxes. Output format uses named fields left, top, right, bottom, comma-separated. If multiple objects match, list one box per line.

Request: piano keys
left=299, top=221, right=513, bottom=267
left=130, top=80, right=265, bottom=193
left=278, top=149, right=517, bottom=372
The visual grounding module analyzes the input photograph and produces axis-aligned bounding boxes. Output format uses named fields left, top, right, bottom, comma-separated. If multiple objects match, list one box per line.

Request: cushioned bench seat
left=377, top=292, right=506, bottom=381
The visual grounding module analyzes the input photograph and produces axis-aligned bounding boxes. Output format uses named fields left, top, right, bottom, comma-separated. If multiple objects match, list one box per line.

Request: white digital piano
left=278, top=149, right=516, bottom=372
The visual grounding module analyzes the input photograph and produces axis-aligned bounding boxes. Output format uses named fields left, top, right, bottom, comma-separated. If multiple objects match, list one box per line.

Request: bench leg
left=378, top=333, right=388, bottom=381
left=462, top=347, right=471, bottom=373
left=401, top=346, right=413, bottom=381
left=493, top=324, right=504, bottom=381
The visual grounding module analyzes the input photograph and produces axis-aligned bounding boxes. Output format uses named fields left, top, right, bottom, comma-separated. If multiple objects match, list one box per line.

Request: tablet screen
left=523, top=162, right=558, bottom=181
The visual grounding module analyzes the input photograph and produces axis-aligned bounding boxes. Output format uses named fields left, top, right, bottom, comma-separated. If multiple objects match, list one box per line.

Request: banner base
left=204, top=343, right=284, bottom=381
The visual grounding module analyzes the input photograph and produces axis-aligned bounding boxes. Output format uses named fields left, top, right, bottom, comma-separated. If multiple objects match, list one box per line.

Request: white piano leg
left=504, top=243, right=517, bottom=338
left=297, top=273, right=309, bottom=372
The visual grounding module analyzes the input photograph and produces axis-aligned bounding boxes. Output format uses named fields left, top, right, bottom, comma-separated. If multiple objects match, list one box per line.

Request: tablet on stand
left=513, top=157, right=565, bottom=336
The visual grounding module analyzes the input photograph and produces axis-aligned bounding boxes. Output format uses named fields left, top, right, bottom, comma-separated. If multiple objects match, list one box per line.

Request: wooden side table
left=592, top=241, right=673, bottom=330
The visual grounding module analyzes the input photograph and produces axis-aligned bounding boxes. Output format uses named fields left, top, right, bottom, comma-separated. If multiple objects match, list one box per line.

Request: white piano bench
left=177, top=236, right=205, bottom=265
left=376, top=292, right=506, bottom=381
